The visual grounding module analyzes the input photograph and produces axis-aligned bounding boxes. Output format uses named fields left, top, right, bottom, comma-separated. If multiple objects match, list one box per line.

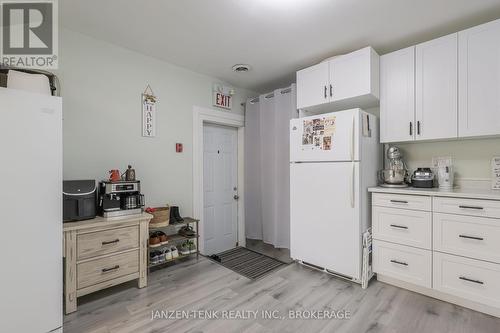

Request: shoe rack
left=148, top=217, right=200, bottom=269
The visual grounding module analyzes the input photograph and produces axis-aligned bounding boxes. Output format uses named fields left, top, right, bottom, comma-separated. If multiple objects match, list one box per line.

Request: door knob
left=233, top=195, right=239, bottom=200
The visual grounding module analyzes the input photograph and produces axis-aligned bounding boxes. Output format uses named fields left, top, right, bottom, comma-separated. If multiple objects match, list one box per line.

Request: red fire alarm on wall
left=176, top=143, right=183, bottom=153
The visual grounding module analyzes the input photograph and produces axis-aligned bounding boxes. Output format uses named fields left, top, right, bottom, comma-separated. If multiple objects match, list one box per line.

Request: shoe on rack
left=179, top=242, right=190, bottom=255
left=157, top=231, right=168, bottom=245
left=164, top=248, right=172, bottom=261
left=187, top=240, right=197, bottom=253
left=170, top=206, right=184, bottom=223
left=171, top=246, right=179, bottom=258
left=178, top=225, right=195, bottom=237
left=149, top=251, right=159, bottom=265
left=149, top=232, right=161, bottom=248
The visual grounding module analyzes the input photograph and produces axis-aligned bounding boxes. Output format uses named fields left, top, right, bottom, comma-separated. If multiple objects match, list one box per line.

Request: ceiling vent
left=232, top=64, right=251, bottom=72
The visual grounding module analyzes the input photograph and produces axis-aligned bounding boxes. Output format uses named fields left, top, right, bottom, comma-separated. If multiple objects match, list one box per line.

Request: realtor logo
left=0, top=0, right=58, bottom=69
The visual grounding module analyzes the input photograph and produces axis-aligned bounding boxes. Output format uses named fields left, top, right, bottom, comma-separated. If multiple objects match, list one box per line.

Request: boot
left=170, top=206, right=184, bottom=223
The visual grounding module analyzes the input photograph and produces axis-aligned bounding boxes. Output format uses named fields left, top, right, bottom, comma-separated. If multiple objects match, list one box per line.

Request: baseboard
left=377, top=274, right=500, bottom=318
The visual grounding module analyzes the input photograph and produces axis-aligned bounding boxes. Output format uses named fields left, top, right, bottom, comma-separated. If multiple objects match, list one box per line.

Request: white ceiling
left=61, top=0, right=500, bottom=93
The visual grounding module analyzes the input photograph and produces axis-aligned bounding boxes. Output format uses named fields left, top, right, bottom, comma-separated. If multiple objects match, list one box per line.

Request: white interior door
left=203, top=124, right=238, bottom=255
left=290, top=161, right=361, bottom=280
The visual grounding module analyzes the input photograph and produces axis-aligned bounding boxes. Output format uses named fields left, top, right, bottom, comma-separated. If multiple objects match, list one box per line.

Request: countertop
left=63, top=213, right=153, bottom=231
left=368, top=186, right=500, bottom=200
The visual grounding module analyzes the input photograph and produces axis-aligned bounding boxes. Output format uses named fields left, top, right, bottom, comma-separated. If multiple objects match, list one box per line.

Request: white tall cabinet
left=458, top=19, right=500, bottom=137
left=380, top=46, right=415, bottom=143
left=415, top=33, right=458, bottom=141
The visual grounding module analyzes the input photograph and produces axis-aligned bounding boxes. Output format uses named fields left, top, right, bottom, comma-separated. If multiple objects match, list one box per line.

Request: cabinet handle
left=459, top=205, right=484, bottom=210
left=390, top=224, right=408, bottom=230
left=324, top=86, right=327, bottom=99
left=102, top=239, right=120, bottom=245
left=390, top=259, right=408, bottom=266
left=101, top=265, right=120, bottom=273
left=390, top=200, right=408, bottom=204
left=409, top=122, right=413, bottom=136
left=330, top=84, right=333, bottom=97
left=459, top=276, right=484, bottom=285
left=417, top=121, right=421, bottom=135
left=459, top=235, right=484, bottom=241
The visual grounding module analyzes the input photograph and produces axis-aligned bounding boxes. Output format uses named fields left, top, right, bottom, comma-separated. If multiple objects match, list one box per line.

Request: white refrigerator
left=0, top=87, right=63, bottom=332
left=290, top=108, right=381, bottom=282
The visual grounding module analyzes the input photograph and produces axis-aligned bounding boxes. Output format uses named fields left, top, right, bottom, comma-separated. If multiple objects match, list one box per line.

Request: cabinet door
left=380, top=46, right=415, bottom=143
left=296, top=61, right=329, bottom=110
left=459, top=19, right=500, bottom=137
left=415, top=33, right=458, bottom=141
left=329, top=47, right=376, bottom=102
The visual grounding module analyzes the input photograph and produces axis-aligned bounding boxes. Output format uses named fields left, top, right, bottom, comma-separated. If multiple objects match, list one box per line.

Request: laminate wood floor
left=64, top=257, right=500, bottom=333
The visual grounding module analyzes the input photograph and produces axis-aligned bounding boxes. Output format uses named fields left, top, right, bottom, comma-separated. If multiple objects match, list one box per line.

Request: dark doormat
left=209, top=247, right=288, bottom=280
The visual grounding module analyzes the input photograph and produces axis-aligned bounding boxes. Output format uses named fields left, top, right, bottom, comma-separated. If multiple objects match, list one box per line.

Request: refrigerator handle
left=350, top=115, right=355, bottom=161
left=350, top=162, right=355, bottom=208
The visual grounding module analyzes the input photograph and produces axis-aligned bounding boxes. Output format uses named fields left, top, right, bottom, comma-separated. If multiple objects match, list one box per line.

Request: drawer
left=372, top=193, right=431, bottom=211
left=434, top=213, right=500, bottom=263
left=433, top=252, right=500, bottom=308
left=373, top=240, right=432, bottom=288
left=77, top=250, right=139, bottom=289
left=433, top=197, right=500, bottom=219
left=373, top=206, right=431, bottom=249
left=77, top=226, right=139, bottom=260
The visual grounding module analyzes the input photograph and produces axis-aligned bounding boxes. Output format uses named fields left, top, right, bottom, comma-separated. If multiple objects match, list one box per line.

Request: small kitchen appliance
left=63, top=180, right=97, bottom=222
left=378, top=146, right=409, bottom=188
left=411, top=168, right=434, bottom=188
left=437, top=165, right=454, bottom=190
left=98, top=180, right=144, bottom=217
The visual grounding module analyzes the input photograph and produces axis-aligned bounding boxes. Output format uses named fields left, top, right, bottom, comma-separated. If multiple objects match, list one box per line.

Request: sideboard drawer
left=433, top=197, right=500, bottom=219
left=373, top=206, right=431, bottom=250
left=77, top=225, right=139, bottom=260
left=77, top=250, right=139, bottom=289
left=373, top=240, right=432, bottom=288
left=433, top=252, right=500, bottom=308
left=372, top=193, right=431, bottom=211
left=434, top=213, right=500, bottom=263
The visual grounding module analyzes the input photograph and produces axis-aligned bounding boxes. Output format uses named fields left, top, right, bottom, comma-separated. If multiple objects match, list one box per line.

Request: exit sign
left=213, top=91, right=232, bottom=110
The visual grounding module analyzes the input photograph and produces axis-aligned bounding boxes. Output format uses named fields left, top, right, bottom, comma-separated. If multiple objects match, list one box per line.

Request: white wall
left=397, top=138, right=500, bottom=181
left=57, top=28, right=256, bottom=215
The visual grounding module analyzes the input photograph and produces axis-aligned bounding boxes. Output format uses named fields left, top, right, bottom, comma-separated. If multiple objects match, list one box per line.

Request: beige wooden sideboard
left=63, top=213, right=152, bottom=314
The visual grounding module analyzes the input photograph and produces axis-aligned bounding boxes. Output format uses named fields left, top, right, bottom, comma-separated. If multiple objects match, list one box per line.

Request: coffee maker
left=98, top=180, right=144, bottom=217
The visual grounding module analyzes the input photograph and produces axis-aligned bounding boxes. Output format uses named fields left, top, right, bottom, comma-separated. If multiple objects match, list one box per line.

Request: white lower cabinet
left=373, top=240, right=432, bottom=288
left=433, top=252, right=500, bottom=308
left=371, top=192, right=500, bottom=316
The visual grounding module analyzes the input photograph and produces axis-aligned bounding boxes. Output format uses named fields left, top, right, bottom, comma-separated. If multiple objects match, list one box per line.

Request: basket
left=149, top=206, right=170, bottom=227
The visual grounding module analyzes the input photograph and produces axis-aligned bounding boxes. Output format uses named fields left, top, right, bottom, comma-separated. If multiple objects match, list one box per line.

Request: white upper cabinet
left=296, top=61, right=330, bottom=110
left=415, top=33, right=458, bottom=141
left=296, top=47, right=379, bottom=112
left=380, top=46, right=415, bottom=143
left=458, top=19, right=500, bottom=137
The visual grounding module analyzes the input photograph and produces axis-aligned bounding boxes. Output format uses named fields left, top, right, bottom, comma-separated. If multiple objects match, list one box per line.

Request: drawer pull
left=459, top=205, right=484, bottom=210
left=390, top=200, right=408, bottom=204
left=459, top=235, right=484, bottom=241
left=101, top=265, right=120, bottom=273
left=102, top=239, right=120, bottom=245
left=459, top=276, right=484, bottom=285
left=390, top=259, right=408, bottom=266
left=390, top=224, right=408, bottom=230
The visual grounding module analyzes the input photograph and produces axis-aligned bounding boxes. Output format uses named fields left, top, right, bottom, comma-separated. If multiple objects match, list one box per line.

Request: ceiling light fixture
left=232, top=64, right=251, bottom=72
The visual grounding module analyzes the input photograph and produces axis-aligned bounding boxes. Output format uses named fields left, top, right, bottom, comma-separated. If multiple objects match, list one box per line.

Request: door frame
left=193, top=106, right=245, bottom=255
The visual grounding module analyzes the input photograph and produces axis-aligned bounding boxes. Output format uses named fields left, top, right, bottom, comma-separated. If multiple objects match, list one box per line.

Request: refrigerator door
left=0, top=88, right=62, bottom=332
left=290, top=109, right=360, bottom=162
left=290, top=161, right=361, bottom=280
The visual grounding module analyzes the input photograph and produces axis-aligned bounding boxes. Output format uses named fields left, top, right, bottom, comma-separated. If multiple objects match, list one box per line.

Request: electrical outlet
left=432, top=156, right=452, bottom=169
